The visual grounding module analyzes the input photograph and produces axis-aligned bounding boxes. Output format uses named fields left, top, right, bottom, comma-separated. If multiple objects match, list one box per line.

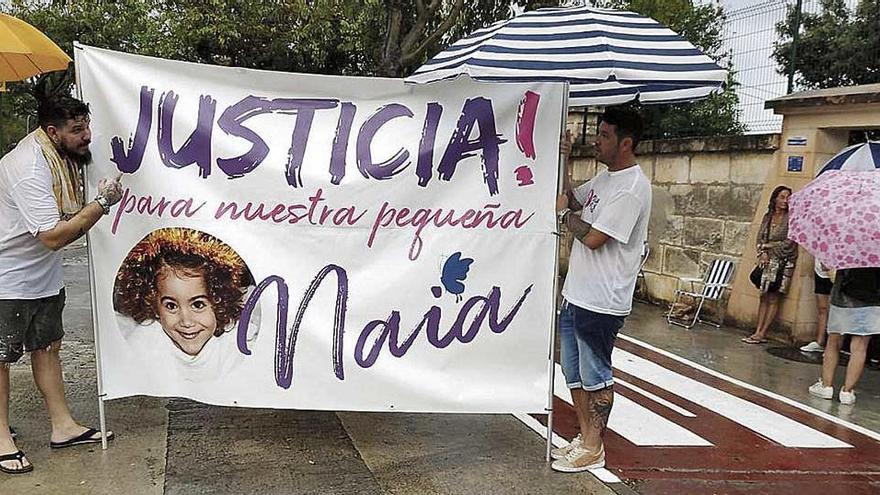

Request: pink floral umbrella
left=788, top=170, right=880, bottom=269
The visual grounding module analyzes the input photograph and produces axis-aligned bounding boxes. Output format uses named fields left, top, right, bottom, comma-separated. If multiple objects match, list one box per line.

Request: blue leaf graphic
left=440, top=252, right=473, bottom=298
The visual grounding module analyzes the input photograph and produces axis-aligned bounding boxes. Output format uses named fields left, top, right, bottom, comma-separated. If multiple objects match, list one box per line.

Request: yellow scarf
left=33, top=128, right=83, bottom=219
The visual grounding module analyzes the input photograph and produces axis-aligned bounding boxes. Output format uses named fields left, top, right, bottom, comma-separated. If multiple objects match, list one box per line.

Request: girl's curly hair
left=113, top=228, right=253, bottom=336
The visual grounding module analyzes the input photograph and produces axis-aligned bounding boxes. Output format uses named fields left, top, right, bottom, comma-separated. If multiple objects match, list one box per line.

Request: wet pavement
left=1, top=243, right=877, bottom=494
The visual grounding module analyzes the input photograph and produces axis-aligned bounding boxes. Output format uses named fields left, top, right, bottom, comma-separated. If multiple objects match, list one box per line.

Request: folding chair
left=666, top=258, right=735, bottom=329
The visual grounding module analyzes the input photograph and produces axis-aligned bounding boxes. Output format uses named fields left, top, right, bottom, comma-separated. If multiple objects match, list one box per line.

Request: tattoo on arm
left=566, top=190, right=583, bottom=211
left=590, top=387, right=614, bottom=436
left=565, top=214, right=592, bottom=244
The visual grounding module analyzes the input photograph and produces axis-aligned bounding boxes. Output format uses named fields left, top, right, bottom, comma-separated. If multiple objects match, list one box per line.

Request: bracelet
left=94, top=195, right=111, bottom=215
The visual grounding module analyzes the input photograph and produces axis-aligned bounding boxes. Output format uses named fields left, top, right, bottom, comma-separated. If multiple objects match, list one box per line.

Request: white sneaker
left=839, top=389, right=856, bottom=405
left=550, top=434, right=582, bottom=460
left=800, top=341, right=825, bottom=353
left=551, top=444, right=605, bottom=473
left=808, top=380, right=833, bottom=399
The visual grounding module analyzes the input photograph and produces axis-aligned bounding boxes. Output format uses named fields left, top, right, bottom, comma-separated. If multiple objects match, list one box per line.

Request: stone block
left=654, top=155, right=690, bottom=183
left=689, top=153, right=731, bottom=184
left=670, top=184, right=711, bottom=217
left=730, top=185, right=764, bottom=220
left=722, top=220, right=751, bottom=255
left=648, top=186, right=674, bottom=240
left=638, top=157, right=654, bottom=181
left=663, top=246, right=702, bottom=279
left=644, top=272, right=679, bottom=303
left=731, top=152, right=773, bottom=184
left=684, top=217, right=724, bottom=251
left=705, top=185, right=763, bottom=220
left=571, top=158, right=597, bottom=182
left=658, top=215, right=684, bottom=245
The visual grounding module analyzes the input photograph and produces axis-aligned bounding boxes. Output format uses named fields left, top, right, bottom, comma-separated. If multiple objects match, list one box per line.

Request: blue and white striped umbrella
left=817, top=141, right=880, bottom=176
left=405, top=6, right=727, bottom=107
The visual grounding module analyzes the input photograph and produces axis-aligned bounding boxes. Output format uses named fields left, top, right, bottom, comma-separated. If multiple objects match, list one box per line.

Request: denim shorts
left=559, top=301, right=625, bottom=391
left=0, top=289, right=66, bottom=363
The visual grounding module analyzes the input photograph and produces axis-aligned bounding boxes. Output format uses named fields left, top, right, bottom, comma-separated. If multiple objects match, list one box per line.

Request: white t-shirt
left=0, top=133, right=64, bottom=299
left=120, top=319, right=246, bottom=384
left=562, top=165, right=652, bottom=316
left=114, top=295, right=260, bottom=390
left=814, top=259, right=831, bottom=279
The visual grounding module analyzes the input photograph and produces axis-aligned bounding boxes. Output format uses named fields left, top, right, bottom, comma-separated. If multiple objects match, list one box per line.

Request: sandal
left=0, top=450, right=33, bottom=475
left=49, top=428, right=114, bottom=449
left=741, top=336, right=768, bottom=344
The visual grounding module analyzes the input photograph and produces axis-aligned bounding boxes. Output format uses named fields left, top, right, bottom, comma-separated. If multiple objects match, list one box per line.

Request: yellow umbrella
left=0, top=12, right=71, bottom=86
left=0, top=13, right=70, bottom=151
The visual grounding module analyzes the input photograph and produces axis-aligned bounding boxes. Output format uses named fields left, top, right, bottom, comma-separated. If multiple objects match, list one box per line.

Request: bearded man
left=0, top=95, right=123, bottom=474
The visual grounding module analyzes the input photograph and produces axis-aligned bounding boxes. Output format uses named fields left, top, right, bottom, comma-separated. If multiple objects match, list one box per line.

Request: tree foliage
left=0, top=0, right=741, bottom=148
left=588, top=0, right=744, bottom=138
left=774, top=0, right=880, bottom=90
left=0, top=0, right=549, bottom=146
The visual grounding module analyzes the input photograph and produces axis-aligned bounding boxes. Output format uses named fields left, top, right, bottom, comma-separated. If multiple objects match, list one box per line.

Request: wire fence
left=721, top=0, right=860, bottom=135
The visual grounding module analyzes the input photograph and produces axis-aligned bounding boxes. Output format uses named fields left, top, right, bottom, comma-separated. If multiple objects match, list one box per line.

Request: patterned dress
left=756, top=212, right=798, bottom=294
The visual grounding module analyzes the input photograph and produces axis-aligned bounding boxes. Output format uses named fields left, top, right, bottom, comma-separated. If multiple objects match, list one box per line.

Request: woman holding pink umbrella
left=787, top=140, right=880, bottom=405
left=808, top=268, right=880, bottom=405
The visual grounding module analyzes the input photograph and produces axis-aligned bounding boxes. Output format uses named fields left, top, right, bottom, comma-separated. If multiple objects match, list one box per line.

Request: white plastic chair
left=666, top=258, right=735, bottom=329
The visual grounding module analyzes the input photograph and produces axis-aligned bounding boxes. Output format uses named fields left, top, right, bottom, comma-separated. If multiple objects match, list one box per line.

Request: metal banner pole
left=546, top=82, right=570, bottom=462
left=73, top=43, right=109, bottom=450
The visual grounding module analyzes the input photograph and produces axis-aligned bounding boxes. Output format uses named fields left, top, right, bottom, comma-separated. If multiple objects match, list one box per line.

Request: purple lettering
left=416, top=102, right=443, bottom=187
left=356, top=104, right=413, bottom=180
left=438, top=97, right=506, bottom=196
left=157, top=92, right=217, bottom=178
left=237, top=266, right=349, bottom=389
left=272, top=99, right=340, bottom=188
left=216, top=96, right=274, bottom=177
left=329, top=102, right=357, bottom=185
left=110, top=85, right=154, bottom=173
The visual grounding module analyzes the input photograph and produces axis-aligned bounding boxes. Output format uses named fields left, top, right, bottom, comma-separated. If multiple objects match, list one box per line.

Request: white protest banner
left=76, top=45, right=564, bottom=413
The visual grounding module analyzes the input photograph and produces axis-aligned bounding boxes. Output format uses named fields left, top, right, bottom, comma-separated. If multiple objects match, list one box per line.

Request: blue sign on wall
left=787, top=155, right=804, bottom=172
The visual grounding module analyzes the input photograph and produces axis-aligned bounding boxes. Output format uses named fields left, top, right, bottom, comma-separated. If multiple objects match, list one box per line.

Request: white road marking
left=613, top=348, right=852, bottom=448
left=617, top=334, right=880, bottom=442
left=615, top=377, right=696, bottom=418
left=554, top=364, right=712, bottom=447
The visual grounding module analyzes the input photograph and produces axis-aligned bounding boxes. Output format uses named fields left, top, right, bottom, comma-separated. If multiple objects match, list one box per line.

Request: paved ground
left=545, top=303, right=880, bottom=494
left=1, top=243, right=877, bottom=494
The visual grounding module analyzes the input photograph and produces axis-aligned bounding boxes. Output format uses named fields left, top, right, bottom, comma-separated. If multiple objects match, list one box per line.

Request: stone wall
left=563, top=131, right=780, bottom=322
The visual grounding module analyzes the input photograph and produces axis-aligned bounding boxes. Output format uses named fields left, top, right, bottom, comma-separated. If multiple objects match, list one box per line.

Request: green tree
left=774, top=0, right=880, bottom=90
left=0, top=0, right=551, bottom=147
left=1, top=0, right=167, bottom=150
left=589, top=0, right=744, bottom=138
left=378, top=0, right=557, bottom=76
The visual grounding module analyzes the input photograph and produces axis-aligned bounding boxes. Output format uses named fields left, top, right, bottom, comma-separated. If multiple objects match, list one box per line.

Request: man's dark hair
left=600, top=107, right=644, bottom=150
left=38, top=96, right=90, bottom=130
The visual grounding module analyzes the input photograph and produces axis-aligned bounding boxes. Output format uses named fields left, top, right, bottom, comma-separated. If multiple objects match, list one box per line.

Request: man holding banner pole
left=551, top=107, right=651, bottom=473
left=0, top=96, right=122, bottom=474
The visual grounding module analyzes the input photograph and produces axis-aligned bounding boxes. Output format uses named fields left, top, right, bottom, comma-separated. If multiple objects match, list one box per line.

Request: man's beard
left=63, top=146, right=92, bottom=167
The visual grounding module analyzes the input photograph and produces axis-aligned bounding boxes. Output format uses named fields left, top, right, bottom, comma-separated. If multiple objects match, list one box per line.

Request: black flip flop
left=49, top=428, right=114, bottom=449
left=0, top=450, right=33, bottom=475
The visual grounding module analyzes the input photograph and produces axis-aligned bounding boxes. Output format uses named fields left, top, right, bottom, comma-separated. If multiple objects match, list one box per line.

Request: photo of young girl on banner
left=113, top=227, right=259, bottom=381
